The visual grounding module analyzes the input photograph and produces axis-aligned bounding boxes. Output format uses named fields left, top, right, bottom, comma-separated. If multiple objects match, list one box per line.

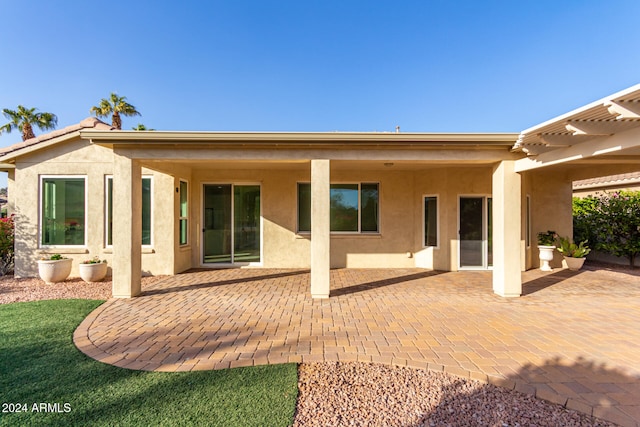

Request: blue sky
left=1, top=1, right=639, bottom=160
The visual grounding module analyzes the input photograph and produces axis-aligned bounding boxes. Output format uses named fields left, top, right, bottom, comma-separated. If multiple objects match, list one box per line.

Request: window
left=106, top=176, right=152, bottom=246
left=424, top=196, right=438, bottom=247
left=179, top=180, right=188, bottom=245
left=297, top=182, right=379, bottom=233
left=41, top=176, right=86, bottom=246
left=525, top=195, right=531, bottom=248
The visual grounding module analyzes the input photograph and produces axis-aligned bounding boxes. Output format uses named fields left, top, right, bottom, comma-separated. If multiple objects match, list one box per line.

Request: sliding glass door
left=203, top=184, right=261, bottom=265
left=459, top=196, right=492, bottom=269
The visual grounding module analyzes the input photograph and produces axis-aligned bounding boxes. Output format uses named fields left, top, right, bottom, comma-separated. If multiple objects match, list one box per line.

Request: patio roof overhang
left=81, top=130, right=518, bottom=151
left=81, top=130, right=522, bottom=164
left=513, top=84, right=640, bottom=172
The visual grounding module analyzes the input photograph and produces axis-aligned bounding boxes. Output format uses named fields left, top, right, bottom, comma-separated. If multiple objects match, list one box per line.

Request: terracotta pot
left=538, top=245, right=556, bottom=272
left=79, top=262, right=108, bottom=282
left=564, top=256, right=586, bottom=271
left=37, top=258, right=72, bottom=284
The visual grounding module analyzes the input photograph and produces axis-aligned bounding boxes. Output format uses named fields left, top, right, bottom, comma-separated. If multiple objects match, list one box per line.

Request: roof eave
left=0, top=130, right=82, bottom=163
left=81, top=130, right=519, bottom=146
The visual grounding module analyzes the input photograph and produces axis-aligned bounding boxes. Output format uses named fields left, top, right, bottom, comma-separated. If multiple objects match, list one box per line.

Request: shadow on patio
left=141, top=269, right=310, bottom=296
left=330, top=270, right=446, bottom=297
left=422, top=356, right=639, bottom=427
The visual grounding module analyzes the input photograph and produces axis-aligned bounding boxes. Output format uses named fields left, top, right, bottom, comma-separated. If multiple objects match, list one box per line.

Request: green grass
left=0, top=300, right=298, bottom=426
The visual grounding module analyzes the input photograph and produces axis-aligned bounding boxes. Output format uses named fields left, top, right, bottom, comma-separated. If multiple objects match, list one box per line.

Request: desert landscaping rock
left=293, top=362, right=615, bottom=426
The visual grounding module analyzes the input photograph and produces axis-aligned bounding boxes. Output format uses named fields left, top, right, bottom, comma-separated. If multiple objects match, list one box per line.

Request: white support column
left=310, top=159, right=330, bottom=298
left=112, top=151, right=142, bottom=298
left=492, top=160, right=522, bottom=297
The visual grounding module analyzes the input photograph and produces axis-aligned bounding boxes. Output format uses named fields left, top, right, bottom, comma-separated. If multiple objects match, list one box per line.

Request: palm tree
left=1, top=106, right=58, bottom=141
left=132, top=123, right=154, bottom=131
left=90, top=93, right=140, bottom=130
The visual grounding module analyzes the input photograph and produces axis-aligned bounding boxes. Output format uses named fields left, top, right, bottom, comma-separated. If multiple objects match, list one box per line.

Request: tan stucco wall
left=12, top=137, right=183, bottom=277
left=190, top=165, right=496, bottom=270
left=525, top=170, right=573, bottom=269
left=10, top=136, right=583, bottom=277
left=413, top=167, right=493, bottom=270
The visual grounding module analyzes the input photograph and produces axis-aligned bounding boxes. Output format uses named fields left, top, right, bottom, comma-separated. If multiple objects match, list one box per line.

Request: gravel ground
left=0, top=274, right=165, bottom=304
left=0, top=274, right=618, bottom=426
left=293, top=362, right=615, bottom=427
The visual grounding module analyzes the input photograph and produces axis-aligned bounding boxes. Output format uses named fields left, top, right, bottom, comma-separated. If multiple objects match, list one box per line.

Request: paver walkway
left=74, top=267, right=640, bottom=427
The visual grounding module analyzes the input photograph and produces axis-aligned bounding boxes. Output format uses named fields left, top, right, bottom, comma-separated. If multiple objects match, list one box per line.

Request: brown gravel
left=0, top=274, right=620, bottom=426
left=293, top=362, right=615, bottom=427
left=0, top=274, right=165, bottom=304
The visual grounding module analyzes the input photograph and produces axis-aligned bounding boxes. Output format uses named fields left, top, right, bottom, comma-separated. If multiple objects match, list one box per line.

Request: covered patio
left=74, top=267, right=640, bottom=426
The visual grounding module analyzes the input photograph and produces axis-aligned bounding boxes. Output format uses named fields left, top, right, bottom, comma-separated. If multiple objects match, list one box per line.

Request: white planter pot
left=79, top=262, right=108, bottom=282
left=538, top=245, right=556, bottom=272
left=37, top=258, right=72, bottom=284
left=564, top=256, right=586, bottom=271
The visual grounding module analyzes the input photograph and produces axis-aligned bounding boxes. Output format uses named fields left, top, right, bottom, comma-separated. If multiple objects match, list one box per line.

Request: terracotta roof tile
left=573, top=172, right=640, bottom=189
left=0, top=117, right=114, bottom=157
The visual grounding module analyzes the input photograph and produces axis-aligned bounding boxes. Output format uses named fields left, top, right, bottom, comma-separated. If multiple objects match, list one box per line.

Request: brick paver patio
left=74, top=267, right=640, bottom=426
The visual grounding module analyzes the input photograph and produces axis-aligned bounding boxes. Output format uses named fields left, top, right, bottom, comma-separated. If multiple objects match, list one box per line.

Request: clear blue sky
left=1, top=1, right=639, bottom=171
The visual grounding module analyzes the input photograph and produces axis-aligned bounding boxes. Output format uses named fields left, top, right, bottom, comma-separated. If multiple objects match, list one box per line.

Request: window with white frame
left=423, top=195, right=438, bottom=247
left=106, top=176, right=153, bottom=246
left=40, top=176, right=86, bottom=246
left=297, top=182, right=379, bottom=233
left=179, top=180, right=188, bottom=245
left=526, top=195, right=531, bottom=248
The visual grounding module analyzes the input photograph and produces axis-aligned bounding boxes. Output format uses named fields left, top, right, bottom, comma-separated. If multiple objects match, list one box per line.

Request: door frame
left=200, top=182, right=263, bottom=267
left=458, top=194, right=492, bottom=270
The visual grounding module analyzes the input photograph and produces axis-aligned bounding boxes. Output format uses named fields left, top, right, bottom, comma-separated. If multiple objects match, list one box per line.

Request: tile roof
left=573, top=172, right=640, bottom=189
left=0, top=117, right=113, bottom=157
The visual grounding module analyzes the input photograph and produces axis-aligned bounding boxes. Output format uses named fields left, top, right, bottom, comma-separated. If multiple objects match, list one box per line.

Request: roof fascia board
left=81, top=130, right=518, bottom=146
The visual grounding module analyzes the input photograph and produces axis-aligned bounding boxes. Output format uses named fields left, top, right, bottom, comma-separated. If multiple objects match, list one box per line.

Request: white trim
left=179, top=179, right=189, bottom=246
left=104, top=175, right=111, bottom=248
left=105, top=175, right=154, bottom=248
left=143, top=176, right=154, bottom=248
left=200, top=182, right=263, bottom=267
left=422, top=194, right=439, bottom=249
left=526, top=194, right=531, bottom=248
left=39, top=174, right=88, bottom=249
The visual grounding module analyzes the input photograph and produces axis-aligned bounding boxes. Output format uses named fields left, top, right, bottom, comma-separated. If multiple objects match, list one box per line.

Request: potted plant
left=556, top=236, right=591, bottom=271
left=537, top=230, right=557, bottom=272
left=79, top=256, right=108, bottom=282
left=37, top=254, right=72, bottom=284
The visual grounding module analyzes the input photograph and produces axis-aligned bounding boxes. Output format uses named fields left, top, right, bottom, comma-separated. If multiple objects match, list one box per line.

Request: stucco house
left=1, top=84, right=640, bottom=299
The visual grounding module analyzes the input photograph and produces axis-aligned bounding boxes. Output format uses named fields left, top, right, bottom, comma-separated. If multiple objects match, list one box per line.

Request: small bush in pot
left=537, top=230, right=557, bottom=247
left=556, top=236, right=591, bottom=258
left=37, top=254, right=72, bottom=284
left=79, top=256, right=108, bottom=282
left=537, top=231, right=557, bottom=271
left=556, top=236, right=591, bottom=271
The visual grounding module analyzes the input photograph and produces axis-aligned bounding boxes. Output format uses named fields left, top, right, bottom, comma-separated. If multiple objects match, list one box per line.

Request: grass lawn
left=0, top=300, right=298, bottom=426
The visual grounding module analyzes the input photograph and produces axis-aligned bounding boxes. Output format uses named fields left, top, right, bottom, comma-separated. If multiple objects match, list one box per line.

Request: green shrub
left=573, top=191, right=640, bottom=268
left=0, top=215, right=14, bottom=275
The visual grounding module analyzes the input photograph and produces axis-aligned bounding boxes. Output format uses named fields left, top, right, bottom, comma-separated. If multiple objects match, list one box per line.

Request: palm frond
left=0, top=105, right=57, bottom=140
